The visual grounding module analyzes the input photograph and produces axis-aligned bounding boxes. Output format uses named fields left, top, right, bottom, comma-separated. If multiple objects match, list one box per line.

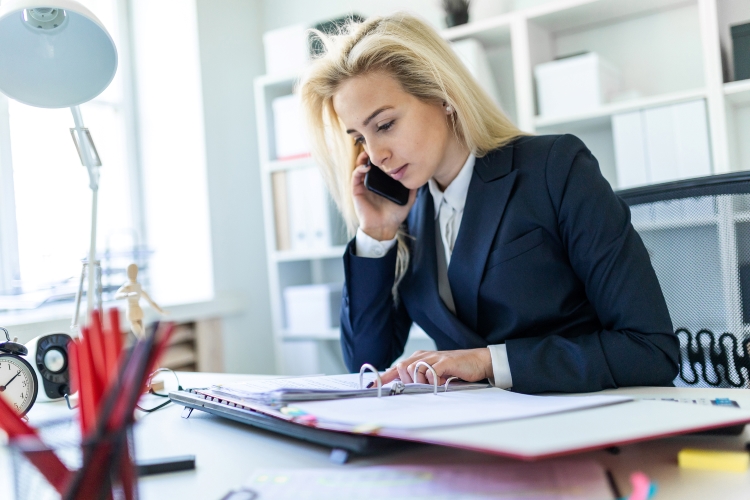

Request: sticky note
left=678, top=448, right=750, bottom=472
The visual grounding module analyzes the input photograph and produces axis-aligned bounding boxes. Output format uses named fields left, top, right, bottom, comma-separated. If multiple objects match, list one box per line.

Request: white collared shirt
left=355, top=154, right=513, bottom=389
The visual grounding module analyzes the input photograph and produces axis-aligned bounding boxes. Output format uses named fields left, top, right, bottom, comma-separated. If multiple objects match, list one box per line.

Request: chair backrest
left=618, top=173, right=750, bottom=389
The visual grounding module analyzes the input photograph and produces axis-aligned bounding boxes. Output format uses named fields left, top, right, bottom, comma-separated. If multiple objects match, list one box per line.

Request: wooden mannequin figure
left=115, top=263, right=166, bottom=337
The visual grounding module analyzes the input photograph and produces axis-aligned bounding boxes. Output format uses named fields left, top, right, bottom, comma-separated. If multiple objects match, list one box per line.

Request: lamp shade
left=0, top=0, right=117, bottom=108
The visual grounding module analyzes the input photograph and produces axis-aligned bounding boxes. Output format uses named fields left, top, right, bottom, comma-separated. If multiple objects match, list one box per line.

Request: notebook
left=239, top=461, right=615, bottom=499
left=211, top=372, right=489, bottom=404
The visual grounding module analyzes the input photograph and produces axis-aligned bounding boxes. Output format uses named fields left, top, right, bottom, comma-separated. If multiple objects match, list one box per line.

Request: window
left=0, top=0, right=214, bottom=306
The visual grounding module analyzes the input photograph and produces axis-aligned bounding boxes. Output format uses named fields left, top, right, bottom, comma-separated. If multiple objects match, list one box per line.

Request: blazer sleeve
left=340, top=239, right=412, bottom=372
left=506, top=134, right=680, bottom=394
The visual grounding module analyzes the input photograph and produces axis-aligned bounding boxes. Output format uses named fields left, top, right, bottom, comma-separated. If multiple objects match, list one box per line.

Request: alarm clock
left=24, top=333, right=73, bottom=402
left=0, top=327, right=38, bottom=416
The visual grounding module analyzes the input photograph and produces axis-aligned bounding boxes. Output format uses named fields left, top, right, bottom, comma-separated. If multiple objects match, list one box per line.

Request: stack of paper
left=212, top=373, right=488, bottom=405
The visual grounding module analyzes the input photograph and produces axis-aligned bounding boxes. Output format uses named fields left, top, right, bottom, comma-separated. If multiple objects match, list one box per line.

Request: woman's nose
left=367, top=141, right=390, bottom=168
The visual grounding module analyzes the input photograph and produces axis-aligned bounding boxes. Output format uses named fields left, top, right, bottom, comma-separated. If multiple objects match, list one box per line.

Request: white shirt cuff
left=355, top=227, right=398, bottom=258
left=487, top=344, right=513, bottom=389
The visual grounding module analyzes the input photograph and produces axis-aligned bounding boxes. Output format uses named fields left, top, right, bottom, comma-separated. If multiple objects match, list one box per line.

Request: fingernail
left=366, top=381, right=374, bottom=388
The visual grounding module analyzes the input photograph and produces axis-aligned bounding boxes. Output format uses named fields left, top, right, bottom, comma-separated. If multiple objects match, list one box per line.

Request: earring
left=446, top=105, right=454, bottom=114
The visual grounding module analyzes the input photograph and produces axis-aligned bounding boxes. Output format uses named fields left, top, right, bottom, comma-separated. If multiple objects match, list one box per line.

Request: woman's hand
left=352, top=151, right=417, bottom=241
left=379, top=348, right=493, bottom=386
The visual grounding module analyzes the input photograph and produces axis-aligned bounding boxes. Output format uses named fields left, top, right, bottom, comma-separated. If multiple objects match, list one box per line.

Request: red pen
left=88, top=310, right=107, bottom=385
left=109, top=308, right=124, bottom=364
left=102, top=311, right=119, bottom=383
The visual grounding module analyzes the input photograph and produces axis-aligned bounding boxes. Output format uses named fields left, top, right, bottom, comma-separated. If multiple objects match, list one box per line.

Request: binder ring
left=413, top=361, right=438, bottom=395
left=359, top=363, right=382, bottom=398
left=444, top=376, right=459, bottom=392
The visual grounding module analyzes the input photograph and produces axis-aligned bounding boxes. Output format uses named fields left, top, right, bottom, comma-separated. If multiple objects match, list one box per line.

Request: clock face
left=0, top=354, right=38, bottom=416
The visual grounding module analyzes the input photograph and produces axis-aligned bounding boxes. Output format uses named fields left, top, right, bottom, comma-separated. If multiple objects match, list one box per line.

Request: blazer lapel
left=405, top=187, right=487, bottom=349
left=448, top=144, right=518, bottom=332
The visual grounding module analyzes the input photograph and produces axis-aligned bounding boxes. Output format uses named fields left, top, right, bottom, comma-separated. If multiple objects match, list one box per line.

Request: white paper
left=294, top=388, right=631, bottom=430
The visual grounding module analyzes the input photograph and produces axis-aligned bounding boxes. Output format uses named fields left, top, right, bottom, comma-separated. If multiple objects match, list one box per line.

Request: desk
left=2, top=372, right=750, bottom=499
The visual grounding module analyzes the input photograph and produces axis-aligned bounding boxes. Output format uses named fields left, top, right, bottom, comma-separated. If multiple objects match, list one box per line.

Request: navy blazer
left=340, top=134, right=679, bottom=394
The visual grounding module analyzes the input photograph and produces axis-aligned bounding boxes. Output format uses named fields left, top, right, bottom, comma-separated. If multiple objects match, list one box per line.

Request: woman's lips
left=388, top=164, right=408, bottom=181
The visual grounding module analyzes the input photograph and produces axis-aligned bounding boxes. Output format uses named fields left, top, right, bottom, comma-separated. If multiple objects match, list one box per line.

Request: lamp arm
left=70, top=105, right=99, bottom=330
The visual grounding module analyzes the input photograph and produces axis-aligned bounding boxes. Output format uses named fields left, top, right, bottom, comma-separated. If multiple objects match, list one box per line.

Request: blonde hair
left=299, top=12, right=529, bottom=297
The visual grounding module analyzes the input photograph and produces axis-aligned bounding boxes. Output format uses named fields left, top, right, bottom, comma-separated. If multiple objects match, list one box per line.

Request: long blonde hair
left=299, top=12, right=528, bottom=297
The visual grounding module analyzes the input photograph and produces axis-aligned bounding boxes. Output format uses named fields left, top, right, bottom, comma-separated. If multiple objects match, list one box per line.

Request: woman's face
left=332, top=71, right=463, bottom=190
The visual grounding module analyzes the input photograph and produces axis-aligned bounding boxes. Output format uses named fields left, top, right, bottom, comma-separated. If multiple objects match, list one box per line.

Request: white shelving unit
left=256, top=0, right=750, bottom=375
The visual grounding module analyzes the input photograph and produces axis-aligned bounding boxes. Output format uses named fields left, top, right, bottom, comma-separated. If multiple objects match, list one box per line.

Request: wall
left=195, top=0, right=276, bottom=374
left=261, top=0, right=532, bottom=32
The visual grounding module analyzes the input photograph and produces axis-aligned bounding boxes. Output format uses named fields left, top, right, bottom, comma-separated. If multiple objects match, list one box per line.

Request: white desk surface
left=3, top=372, right=750, bottom=499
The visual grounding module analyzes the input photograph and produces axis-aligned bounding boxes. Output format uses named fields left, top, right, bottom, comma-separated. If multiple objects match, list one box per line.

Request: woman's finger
left=379, top=367, right=399, bottom=385
left=356, top=151, right=369, bottom=167
left=395, top=361, right=413, bottom=384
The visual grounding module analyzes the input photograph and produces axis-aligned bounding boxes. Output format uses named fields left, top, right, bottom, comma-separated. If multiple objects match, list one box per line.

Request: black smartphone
left=364, top=159, right=410, bottom=206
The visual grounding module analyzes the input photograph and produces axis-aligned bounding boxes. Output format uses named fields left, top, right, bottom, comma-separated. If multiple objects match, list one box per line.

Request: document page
left=243, top=460, right=614, bottom=499
left=293, top=388, right=632, bottom=430
left=214, top=373, right=363, bottom=395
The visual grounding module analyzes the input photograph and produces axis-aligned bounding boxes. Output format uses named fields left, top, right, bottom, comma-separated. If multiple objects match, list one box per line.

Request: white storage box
left=284, top=283, right=343, bottom=335
left=272, top=93, right=311, bottom=160
left=534, top=52, right=620, bottom=118
left=263, top=24, right=310, bottom=76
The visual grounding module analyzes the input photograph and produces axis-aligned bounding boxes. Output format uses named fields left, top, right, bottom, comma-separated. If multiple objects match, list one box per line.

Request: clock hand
left=0, top=370, right=21, bottom=392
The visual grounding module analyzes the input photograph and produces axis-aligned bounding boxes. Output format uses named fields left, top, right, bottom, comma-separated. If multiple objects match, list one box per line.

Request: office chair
left=618, top=172, right=750, bottom=389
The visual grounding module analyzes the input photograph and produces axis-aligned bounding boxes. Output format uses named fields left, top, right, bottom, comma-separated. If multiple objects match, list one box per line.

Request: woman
left=299, top=13, right=679, bottom=394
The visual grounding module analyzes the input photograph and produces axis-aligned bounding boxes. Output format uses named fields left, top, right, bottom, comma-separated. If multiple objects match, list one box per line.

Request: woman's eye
left=377, top=120, right=395, bottom=132
left=354, top=136, right=364, bottom=145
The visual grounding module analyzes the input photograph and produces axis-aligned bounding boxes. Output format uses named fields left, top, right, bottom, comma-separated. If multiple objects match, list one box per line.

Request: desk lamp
left=0, top=0, right=118, bottom=331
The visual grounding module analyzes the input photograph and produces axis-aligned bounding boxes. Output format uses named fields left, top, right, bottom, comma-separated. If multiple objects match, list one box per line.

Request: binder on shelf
left=285, top=167, right=346, bottom=251
left=283, top=282, right=342, bottom=335
left=612, top=110, right=649, bottom=189
left=644, top=99, right=711, bottom=184
left=612, top=99, right=712, bottom=189
left=272, top=171, right=291, bottom=251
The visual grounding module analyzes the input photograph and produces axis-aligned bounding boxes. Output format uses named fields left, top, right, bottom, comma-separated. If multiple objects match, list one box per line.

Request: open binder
left=211, top=362, right=489, bottom=404
left=170, top=361, right=750, bottom=461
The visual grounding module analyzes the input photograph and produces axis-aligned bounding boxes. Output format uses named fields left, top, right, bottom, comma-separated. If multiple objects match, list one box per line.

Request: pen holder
left=10, top=417, right=138, bottom=500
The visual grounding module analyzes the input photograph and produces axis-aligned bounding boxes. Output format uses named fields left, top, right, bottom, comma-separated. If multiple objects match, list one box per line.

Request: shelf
left=442, top=13, right=512, bottom=46
left=534, top=87, right=706, bottom=130
left=282, top=328, right=340, bottom=341
left=281, top=325, right=432, bottom=342
left=724, top=80, right=750, bottom=106
left=255, top=72, right=301, bottom=90
left=265, top=156, right=315, bottom=173
left=526, top=0, right=695, bottom=34
left=273, top=245, right=347, bottom=262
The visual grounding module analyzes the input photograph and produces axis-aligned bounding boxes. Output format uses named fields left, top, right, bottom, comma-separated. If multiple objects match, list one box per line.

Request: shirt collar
left=428, top=153, right=476, bottom=219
